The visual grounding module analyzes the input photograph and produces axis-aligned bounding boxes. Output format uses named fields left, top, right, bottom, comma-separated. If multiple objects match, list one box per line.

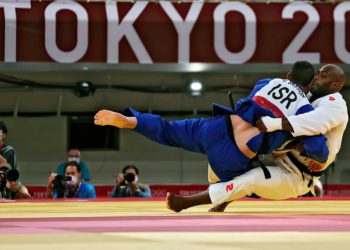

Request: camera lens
left=5, top=169, right=20, bottom=182
left=124, top=173, right=135, bottom=182
left=54, top=175, right=72, bottom=182
left=64, top=176, right=72, bottom=181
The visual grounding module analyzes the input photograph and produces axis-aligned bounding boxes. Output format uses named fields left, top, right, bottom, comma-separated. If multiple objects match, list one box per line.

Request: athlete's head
left=287, top=61, right=315, bottom=89
left=311, top=64, right=346, bottom=98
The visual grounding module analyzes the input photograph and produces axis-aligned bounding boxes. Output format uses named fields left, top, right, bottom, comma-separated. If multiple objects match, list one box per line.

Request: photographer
left=47, top=161, right=96, bottom=199
left=0, top=121, right=17, bottom=172
left=0, top=121, right=29, bottom=199
left=110, top=165, right=151, bottom=198
left=0, top=167, right=31, bottom=199
left=55, top=149, right=91, bottom=182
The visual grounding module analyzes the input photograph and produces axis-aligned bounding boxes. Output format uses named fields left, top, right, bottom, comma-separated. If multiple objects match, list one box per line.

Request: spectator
left=47, top=161, right=96, bottom=199
left=111, top=165, right=151, bottom=198
left=0, top=121, right=17, bottom=171
left=56, top=149, right=91, bottom=182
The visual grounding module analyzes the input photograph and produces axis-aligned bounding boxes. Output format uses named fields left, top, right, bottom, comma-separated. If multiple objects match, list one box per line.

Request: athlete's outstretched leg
left=166, top=170, right=259, bottom=213
left=94, top=108, right=220, bottom=154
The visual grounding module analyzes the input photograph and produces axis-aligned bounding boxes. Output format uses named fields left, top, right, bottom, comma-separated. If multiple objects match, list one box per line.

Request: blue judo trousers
left=124, top=107, right=249, bottom=182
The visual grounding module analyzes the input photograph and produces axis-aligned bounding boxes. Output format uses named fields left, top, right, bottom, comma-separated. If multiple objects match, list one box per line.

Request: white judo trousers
left=209, top=155, right=315, bottom=205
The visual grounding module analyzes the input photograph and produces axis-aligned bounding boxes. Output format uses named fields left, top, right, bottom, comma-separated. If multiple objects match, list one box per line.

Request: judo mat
left=0, top=197, right=350, bottom=250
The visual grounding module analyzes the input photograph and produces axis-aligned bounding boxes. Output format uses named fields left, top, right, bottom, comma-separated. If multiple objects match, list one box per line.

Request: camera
left=0, top=167, right=20, bottom=182
left=124, top=173, right=135, bottom=182
left=120, top=173, right=136, bottom=186
left=54, top=175, right=72, bottom=182
left=52, top=175, right=72, bottom=198
left=0, top=167, right=20, bottom=198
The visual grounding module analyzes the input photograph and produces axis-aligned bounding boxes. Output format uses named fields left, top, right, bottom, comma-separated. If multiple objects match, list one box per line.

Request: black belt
left=286, top=152, right=325, bottom=177
left=253, top=157, right=271, bottom=179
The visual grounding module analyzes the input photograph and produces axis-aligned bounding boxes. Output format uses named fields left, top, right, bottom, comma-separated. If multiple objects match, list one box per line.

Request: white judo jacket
left=286, top=92, right=348, bottom=171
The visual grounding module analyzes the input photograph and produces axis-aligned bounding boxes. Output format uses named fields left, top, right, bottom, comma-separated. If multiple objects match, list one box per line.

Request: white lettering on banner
left=213, top=2, right=256, bottom=63
left=106, top=1, right=152, bottom=63
left=0, top=0, right=31, bottom=62
left=0, top=1, right=349, bottom=63
left=282, top=3, right=320, bottom=64
left=160, top=1, right=203, bottom=63
left=334, top=2, right=350, bottom=64
left=45, top=0, right=88, bottom=63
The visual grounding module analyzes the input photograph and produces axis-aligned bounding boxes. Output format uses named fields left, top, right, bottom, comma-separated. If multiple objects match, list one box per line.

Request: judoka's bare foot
left=166, top=190, right=212, bottom=213
left=208, top=201, right=231, bottom=212
left=166, top=192, right=187, bottom=213
left=94, top=109, right=137, bottom=129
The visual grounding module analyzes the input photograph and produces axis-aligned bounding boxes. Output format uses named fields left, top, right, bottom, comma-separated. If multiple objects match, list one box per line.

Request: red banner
left=25, top=184, right=350, bottom=199
left=0, top=0, right=349, bottom=63
left=27, top=184, right=209, bottom=198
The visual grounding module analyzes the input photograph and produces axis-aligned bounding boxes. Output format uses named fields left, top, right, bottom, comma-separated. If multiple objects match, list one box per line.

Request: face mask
left=66, top=175, right=78, bottom=185
left=68, top=157, right=80, bottom=163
